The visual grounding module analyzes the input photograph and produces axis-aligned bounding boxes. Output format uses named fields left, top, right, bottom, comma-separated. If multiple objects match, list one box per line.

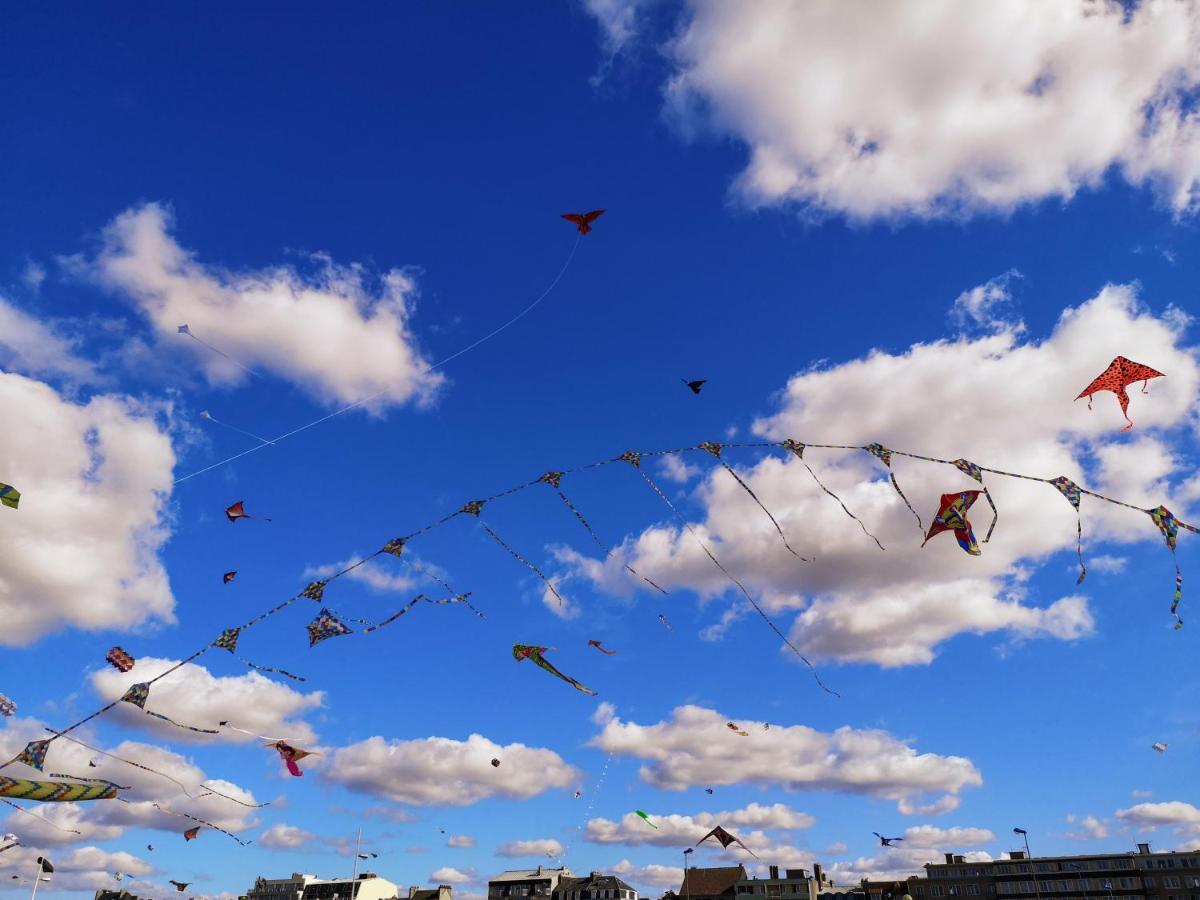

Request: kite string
left=629, top=462, right=838, bottom=697
left=477, top=519, right=567, bottom=607
left=0, top=797, right=81, bottom=835
left=173, top=233, right=581, bottom=485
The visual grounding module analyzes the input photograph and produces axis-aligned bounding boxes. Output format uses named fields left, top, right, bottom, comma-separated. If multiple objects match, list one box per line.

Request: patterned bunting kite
left=0, top=483, right=19, bottom=510
left=212, top=628, right=305, bottom=681
left=781, top=439, right=884, bottom=550
left=696, top=824, right=759, bottom=858
left=461, top=498, right=567, bottom=607
left=952, top=458, right=998, bottom=543
left=11, top=740, right=50, bottom=771
left=1076, top=356, right=1165, bottom=431
left=105, top=647, right=135, bottom=673
left=512, top=644, right=597, bottom=696
left=0, top=775, right=118, bottom=802
left=119, top=683, right=218, bottom=733
left=1148, top=505, right=1195, bottom=629
left=0, top=694, right=16, bottom=718
left=697, top=442, right=810, bottom=561
left=865, top=443, right=923, bottom=530
left=307, top=608, right=353, bottom=646
left=1049, top=475, right=1088, bottom=584
left=923, top=491, right=986, bottom=556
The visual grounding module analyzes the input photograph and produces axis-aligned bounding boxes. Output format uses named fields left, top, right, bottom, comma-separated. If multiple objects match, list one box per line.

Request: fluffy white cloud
left=0, top=370, right=175, bottom=645
left=591, top=706, right=980, bottom=814
left=259, top=823, right=316, bottom=849
left=0, top=297, right=98, bottom=383
left=91, top=657, right=324, bottom=745
left=1116, top=801, right=1200, bottom=826
left=565, top=286, right=1199, bottom=666
left=901, top=826, right=994, bottom=848
left=1077, top=816, right=1109, bottom=840
left=611, top=860, right=684, bottom=889
left=324, top=733, right=578, bottom=806
left=586, top=804, right=811, bottom=850
left=950, top=272, right=1024, bottom=335
left=448, top=835, right=475, bottom=848
left=663, top=0, right=1200, bottom=219
left=0, top=845, right=154, bottom=894
left=660, top=455, right=702, bottom=484
left=581, top=0, right=653, bottom=58
left=81, top=203, right=443, bottom=411
left=829, top=847, right=993, bottom=885
left=431, top=867, right=477, bottom=885
left=0, top=717, right=261, bottom=847
left=497, top=839, right=565, bottom=858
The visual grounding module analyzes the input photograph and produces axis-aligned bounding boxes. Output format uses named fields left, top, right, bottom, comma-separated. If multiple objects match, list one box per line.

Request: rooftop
left=681, top=866, right=748, bottom=897
left=492, top=869, right=573, bottom=883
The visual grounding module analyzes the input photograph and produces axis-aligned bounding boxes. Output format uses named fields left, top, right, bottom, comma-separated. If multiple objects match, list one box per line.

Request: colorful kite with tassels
left=513, top=644, right=596, bottom=696
left=1076, top=356, right=1164, bottom=431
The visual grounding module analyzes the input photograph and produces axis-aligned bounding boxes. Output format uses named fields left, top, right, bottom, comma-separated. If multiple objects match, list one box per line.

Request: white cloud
left=448, top=835, right=475, bottom=848
left=0, top=370, right=176, bottom=645
left=591, top=706, right=980, bottom=814
left=611, top=860, right=684, bottom=890
left=81, top=203, right=443, bottom=411
left=1077, top=816, right=1109, bottom=840
left=0, top=845, right=154, bottom=894
left=304, top=557, right=422, bottom=594
left=1085, top=554, right=1128, bottom=574
left=901, top=826, right=994, bottom=848
left=950, top=271, right=1024, bottom=334
left=21, top=261, right=46, bottom=293
left=660, top=455, right=703, bottom=484
left=586, top=804, right=812, bottom=849
left=581, top=0, right=653, bottom=58
left=1132, top=790, right=1154, bottom=800
left=259, top=824, right=316, bottom=849
left=663, top=0, right=1200, bottom=220
left=564, top=286, right=1199, bottom=667
left=497, top=839, right=565, bottom=858
left=91, top=657, right=324, bottom=745
left=0, top=298, right=98, bottom=383
left=324, top=733, right=579, bottom=806
left=431, top=868, right=476, bottom=885
left=1116, top=801, right=1200, bottom=827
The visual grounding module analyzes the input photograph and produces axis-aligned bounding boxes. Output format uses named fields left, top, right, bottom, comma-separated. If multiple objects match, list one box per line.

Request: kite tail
left=800, top=458, right=885, bottom=551
left=147, top=801, right=253, bottom=846
left=981, top=488, right=998, bottom=543
left=232, top=656, right=306, bottom=682
left=426, top=592, right=486, bottom=619
left=532, top=655, right=598, bottom=696
left=143, top=711, right=219, bottom=735
left=478, top=520, right=567, bottom=608
left=1074, top=515, right=1087, bottom=585
left=1171, top=554, right=1183, bottom=630
left=716, top=458, right=811, bottom=562
left=361, top=596, right=423, bottom=633
left=552, top=484, right=668, bottom=594
left=889, top=473, right=924, bottom=531
left=630, top=465, right=838, bottom=698
left=0, top=798, right=81, bottom=834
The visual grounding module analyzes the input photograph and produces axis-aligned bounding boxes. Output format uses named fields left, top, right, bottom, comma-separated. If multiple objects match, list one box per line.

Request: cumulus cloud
left=580, top=0, right=654, bottom=64
left=0, top=717, right=261, bottom=845
left=304, top=557, right=422, bottom=594
left=663, top=0, right=1200, bottom=220
left=497, top=839, right=565, bottom=858
left=0, top=370, right=176, bottom=646
left=950, top=271, right=1024, bottom=335
left=564, top=286, right=1199, bottom=666
left=1068, top=816, right=1109, bottom=840
left=91, top=658, right=323, bottom=745
left=660, top=455, right=703, bottom=484
left=259, top=824, right=316, bottom=849
left=1116, top=801, right=1200, bottom=827
left=448, top=835, right=475, bottom=848
left=591, top=706, right=980, bottom=814
left=0, top=297, right=98, bottom=383
left=586, top=804, right=812, bottom=849
left=901, top=826, right=994, bottom=848
left=80, top=203, right=442, bottom=411
left=0, top=846, right=154, bottom=894
left=324, top=733, right=578, bottom=806
left=611, top=860, right=684, bottom=890
left=431, top=868, right=477, bottom=885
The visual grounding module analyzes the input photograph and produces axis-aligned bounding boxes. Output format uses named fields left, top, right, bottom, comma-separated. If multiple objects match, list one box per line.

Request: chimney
left=813, top=865, right=824, bottom=886
left=1137, top=843, right=1151, bottom=856
left=1010, top=852, right=1025, bottom=861
left=538, top=868, right=544, bottom=876
left=953, top=857, right=965, bottom=865
left=770, top=867, right=780, bottom=880
left=410, top=887, right=419, bottom=898
left=945, top=855, right=954, bottom=865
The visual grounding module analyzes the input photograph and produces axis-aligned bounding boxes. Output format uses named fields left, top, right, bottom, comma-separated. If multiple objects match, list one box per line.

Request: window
left=769, top=887, right=781, bottom=898
left=967, top=886, right=980, bottom=895
left=1145, top=879, right=1156, bottom=887
left=931, top=888, right=944, bottom=897
left=1166, top=878, right=1182, bottom=889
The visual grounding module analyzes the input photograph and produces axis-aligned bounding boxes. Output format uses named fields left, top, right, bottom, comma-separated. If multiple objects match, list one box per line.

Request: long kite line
left=10, top=435, right=1196, bottom=791
left=174, top=233, right=582, bottom=485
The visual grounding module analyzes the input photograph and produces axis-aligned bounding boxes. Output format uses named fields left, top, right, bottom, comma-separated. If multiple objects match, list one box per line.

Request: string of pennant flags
left=0, top=435, right=1195, bottom=835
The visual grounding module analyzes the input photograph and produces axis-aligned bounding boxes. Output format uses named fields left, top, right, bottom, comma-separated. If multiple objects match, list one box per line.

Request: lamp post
left=1013, top=829, right=1040, bottom=900
left=684, top=848, right=693, bottom=900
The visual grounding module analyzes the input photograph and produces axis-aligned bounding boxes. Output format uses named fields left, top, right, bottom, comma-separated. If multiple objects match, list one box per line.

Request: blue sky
left=1, top=2, right=1200, bottom=897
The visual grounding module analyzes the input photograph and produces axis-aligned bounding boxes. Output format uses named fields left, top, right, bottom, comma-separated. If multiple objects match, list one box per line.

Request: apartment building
left=489, top=867, right=576, bottom=900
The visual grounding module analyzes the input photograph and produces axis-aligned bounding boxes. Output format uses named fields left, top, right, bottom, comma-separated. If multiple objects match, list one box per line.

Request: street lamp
left=1012, top=830, right=1041, bottom=900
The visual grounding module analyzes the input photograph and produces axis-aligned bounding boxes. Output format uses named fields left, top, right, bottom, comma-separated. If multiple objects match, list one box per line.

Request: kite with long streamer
left=1148, top=505, right=1196, bottom=629
left=307, top=608, right=353, bottom=647
left=539, top=471, right=667, bottom=594
left=780, top=440, right=884, bottom=550
left=0, top=775, right=119, bottom=802
left=144, top=800, right=250, bottom=846
left=588, top=640, right=617, bottom=655
left=460, top=498, right=567, bottom=606
left=513, top=644, right=596, bottom=696
left=635, top=810, right=657, bottom=829
left=865, top=443, right=923, bottom=530
left=696, top=442, right=810, bottom=561
left=264, top=741, right=320, bottom=777
left=225, top=501, right=269, bottom=523
left=212, top=628, right=305, bottom=681
left=1049, top=475, right=1087, bottom=584
left=176, top=324, right=261, bottom=378
left=199, top=410, right=273, bottom=445
left=119, top=684, right=219, bottom=734
left=923, top=491, right=987, bottom=556
left=951, top=459, right=998, bottom=543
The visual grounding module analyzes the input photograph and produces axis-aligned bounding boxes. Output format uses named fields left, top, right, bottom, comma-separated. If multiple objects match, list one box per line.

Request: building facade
left=555, top=872, right=639, bottom=900
left=904, top=844, right=1200, bottom=900
left=245, top=872, right=402, bottom=900
left=489, top=867, right=575, bottom=900
left=735, top=865, right=817, bottom=900
left=680, top=866, right=749, bottom=900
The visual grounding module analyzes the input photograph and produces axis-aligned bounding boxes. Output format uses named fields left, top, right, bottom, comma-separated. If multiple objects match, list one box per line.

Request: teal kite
left=0, top=484, right=19, bottom=510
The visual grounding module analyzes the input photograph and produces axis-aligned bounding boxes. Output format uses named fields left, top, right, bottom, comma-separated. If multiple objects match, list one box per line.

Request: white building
left=489, top=867, right=575, bottom=900
left=246, top=873, right=402, bottom=900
